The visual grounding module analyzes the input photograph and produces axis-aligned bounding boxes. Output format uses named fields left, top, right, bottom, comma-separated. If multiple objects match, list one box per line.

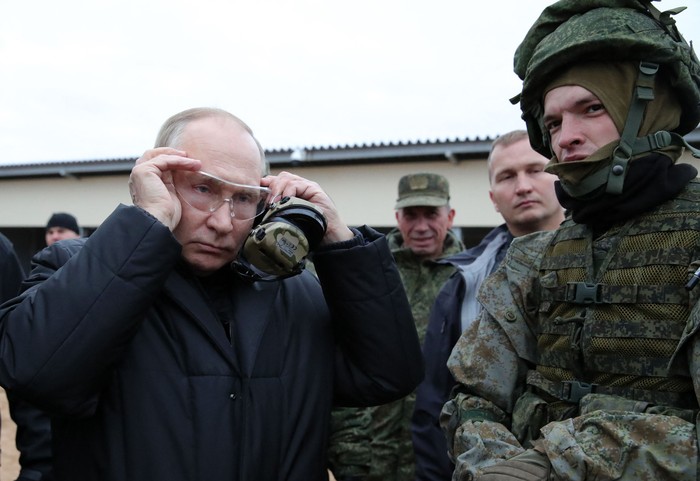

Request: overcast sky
left=1, top=0, right=699, bottom=166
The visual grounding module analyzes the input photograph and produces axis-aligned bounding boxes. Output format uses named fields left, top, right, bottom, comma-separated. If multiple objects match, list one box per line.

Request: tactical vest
left=527, top=179, right=700, bottom=412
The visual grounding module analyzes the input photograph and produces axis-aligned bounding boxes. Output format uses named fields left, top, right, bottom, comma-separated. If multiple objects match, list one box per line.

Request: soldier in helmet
left=441, top=1, right=700, bottom=480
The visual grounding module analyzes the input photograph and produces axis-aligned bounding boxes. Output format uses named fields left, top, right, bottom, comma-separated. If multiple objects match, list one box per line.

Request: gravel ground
left=0, top=388, right=20, bottom=481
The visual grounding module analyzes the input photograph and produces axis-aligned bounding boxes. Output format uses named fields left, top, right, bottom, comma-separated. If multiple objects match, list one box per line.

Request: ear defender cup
left=234, top=196, right=328, bottom=280
left=243, top=220, right=310, bottom=277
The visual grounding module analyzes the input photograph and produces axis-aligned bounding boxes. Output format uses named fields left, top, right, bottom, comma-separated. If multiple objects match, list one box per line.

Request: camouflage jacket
left=442, top=179, right=700, bottom=480
left=329, top=229, right=464, bottom=481
left=387, top=229, right=466, bottom=344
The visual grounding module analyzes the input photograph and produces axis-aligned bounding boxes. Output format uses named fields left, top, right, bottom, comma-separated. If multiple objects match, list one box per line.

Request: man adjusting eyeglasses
left=0, top=107, right=423, bottom=481
left=173, top=170, right=271, bottom=221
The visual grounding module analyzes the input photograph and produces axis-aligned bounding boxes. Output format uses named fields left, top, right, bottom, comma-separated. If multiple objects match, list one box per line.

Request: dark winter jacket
left=1, top=233, right=53, bottom=481
left=0, top=232, right=23, bottom=304
left=0, top=205, right=423, bottom=481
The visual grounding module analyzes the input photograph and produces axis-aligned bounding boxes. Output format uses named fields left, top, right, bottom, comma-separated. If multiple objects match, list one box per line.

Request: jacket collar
left=164, top=265, right=281, bottom=377
left=164, top=269, right=238, bottom=368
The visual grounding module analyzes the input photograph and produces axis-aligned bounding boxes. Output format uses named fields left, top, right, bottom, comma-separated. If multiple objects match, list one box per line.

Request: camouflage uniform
left=388, top=229, right=466, bottom=344
left=439, top=0, right=700, bottom=478
left=328, top=407, right=373, bottom=480
left=330, top=229, right=465, bottom=481
left=441, top=179, right=700, bottom=480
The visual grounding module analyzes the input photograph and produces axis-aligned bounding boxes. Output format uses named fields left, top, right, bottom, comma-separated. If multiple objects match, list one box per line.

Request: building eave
left=0, top=128, right=698, bottom=179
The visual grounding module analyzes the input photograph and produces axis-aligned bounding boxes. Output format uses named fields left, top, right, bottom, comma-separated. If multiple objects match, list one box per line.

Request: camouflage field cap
left=395, top=173, right=450, bottom=209
left=512, top=0, right=700, bottom=158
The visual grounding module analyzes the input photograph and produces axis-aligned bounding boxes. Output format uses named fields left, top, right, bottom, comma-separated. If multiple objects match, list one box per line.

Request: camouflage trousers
left=534, top=410, right=697, bottom=481
left=365, top=396, right=415, bottom=481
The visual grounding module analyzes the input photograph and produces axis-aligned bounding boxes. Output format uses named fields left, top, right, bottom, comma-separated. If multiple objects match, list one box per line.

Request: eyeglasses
left=174, top=171, right=271, bottom=221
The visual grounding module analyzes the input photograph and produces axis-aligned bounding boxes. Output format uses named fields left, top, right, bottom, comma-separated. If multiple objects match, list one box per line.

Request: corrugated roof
left=0, top=136, right=496, bottom=179
left=1, top=129, right=698, bottom=179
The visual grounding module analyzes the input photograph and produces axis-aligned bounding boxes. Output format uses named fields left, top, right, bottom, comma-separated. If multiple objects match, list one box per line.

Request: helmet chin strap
left=606, top=61, right=658, bottom=195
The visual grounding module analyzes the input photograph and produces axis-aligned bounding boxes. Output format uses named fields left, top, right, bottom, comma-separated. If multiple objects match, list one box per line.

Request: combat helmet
left=512, top=0, right=700, bottom=195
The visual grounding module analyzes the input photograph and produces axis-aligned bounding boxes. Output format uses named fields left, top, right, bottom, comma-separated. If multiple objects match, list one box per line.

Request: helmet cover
left=513, top=0, right=700, bottom=157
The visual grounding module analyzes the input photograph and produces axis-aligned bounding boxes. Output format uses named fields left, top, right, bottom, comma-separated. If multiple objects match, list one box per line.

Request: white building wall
left=0, top=159, right=498, bottom=229
left=276, top=160, right=494, bottom=228
left=2, top=151, right=700, bottom=229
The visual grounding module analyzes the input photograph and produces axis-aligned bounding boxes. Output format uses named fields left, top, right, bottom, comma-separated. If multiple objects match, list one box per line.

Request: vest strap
left=526, top=370, right=696, bottom=409
left=542, top=282, right=688, bottom=305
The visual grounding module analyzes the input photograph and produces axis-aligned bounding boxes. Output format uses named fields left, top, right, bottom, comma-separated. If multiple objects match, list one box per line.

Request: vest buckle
left=567, top=282, right=601, bottom=304
left=561, top=380, right=597, bottom=403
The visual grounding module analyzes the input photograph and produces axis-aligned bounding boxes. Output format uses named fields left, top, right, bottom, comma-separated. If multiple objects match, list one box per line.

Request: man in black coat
left=0, top=107, right=423, bottom=481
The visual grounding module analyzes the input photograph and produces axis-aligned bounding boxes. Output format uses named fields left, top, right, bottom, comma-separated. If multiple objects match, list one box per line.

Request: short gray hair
left=154, top=107, right=269, bottom=174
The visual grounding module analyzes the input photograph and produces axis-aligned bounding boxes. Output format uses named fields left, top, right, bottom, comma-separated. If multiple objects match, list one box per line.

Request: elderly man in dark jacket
left=0, top=107, right=423, bottom=481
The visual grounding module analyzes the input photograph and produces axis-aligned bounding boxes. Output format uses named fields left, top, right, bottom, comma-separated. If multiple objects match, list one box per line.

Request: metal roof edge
left=0, top=137, right=495, bottom=179
left=1, top=127, right=698, bottom=179
left=266, top=137, right=495, bottom=166
left=0, top=159, right=138, bottom=179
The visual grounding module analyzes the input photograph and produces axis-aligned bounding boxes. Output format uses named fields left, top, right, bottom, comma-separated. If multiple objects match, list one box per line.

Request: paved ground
left=1, top=388, right=20, bottom=480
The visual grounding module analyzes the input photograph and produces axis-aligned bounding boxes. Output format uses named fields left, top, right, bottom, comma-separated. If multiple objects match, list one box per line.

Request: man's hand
left=261, top=171, right=354, bottom=244
left=128, top=148, right=201, bottom=230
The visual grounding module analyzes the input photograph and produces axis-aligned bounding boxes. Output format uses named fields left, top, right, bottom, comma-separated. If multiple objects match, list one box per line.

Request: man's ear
left=489, top=190, right=500, bottom=213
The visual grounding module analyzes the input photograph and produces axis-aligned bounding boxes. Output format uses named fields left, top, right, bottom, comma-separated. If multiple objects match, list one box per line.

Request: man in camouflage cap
left=392, top=172, right=460, bottom=263
left=442, top=1, right=700, bottom=480
left=329, top=172, right=465, bottom=481
left=396, top=172, right=450, bottom=206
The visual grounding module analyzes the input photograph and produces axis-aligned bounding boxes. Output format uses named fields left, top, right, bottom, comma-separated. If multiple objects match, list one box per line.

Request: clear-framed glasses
left=174, top=170, right=271, bottom=221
